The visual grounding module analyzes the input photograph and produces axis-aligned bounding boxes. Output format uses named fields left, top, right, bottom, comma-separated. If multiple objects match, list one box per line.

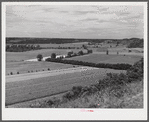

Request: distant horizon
left=6, top=4, right=144, bottom=39
left=6, top=36, right=143, bottom=40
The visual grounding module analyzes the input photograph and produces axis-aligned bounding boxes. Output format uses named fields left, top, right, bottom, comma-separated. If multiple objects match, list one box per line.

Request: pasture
left=6, top=61, right=75, bottom=75
left=66, top=54, right=143, bottom=65
left=6, top=49, right=79, bottom=62
left=6, top=67, right=125, bottom=105
left=39, top=42, right=88, bottom=48
left=91, top=47, right=143, bottom=53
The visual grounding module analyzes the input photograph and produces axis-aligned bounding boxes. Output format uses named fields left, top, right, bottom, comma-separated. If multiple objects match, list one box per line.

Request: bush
left=106, top=50, right=109, bottom=55
left=62, top=86, right=83, bottom=101
left=63, top=91, right=75, bottom=101
left=10, top=72, right=13, bottom=75
left=17, top=72, right=19, bottom=74
left=127, top=58, right=143, bottom=82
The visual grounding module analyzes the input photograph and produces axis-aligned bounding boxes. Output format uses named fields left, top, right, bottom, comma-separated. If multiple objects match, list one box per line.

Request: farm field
left=6, top=49, right=79, bottom=62
left=66, top=54, right=143, bottom=65
left=6, top=67, right=125, bottom=105
left=39, top=42, right=88, bottom=48
left=6, top=61, right=75, bottom=75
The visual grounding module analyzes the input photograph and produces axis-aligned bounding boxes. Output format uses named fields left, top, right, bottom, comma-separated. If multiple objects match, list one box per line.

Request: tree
left=67, top=51, right=73, bottom=57
left=51, top=53, right=56, bottom=59
left=82, top=44, right=87, bottom=49
left=37, top=54, right=43, bottom=61
left=78, top=50, right=84, bottom=55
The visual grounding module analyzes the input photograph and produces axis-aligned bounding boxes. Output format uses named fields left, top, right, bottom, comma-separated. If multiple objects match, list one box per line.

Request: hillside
left=6, top=37, right=143, bottom=48
left=112, top=38, right=143, bottom=48
left=41, top=58, right=144, bottom=108
left=7, top=58, right=143, bottom=108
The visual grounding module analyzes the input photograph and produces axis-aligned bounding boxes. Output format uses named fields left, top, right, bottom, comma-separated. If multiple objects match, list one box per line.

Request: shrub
left=10, top=72, right=13, bottom=75
left=106, top=50, right=109, bottom=55
left=127, top=58, right=143, bottom=82
left=72, top=86, right=83, bottom=95
left=46, top=100, right=54, bottom=106
left=62, top=91, right=75, bottom=101
left=97, top=73, right=127, bottom=91
left=62, top=86, right=83, bottom=101
left=17, top=72, right=19, bottom=74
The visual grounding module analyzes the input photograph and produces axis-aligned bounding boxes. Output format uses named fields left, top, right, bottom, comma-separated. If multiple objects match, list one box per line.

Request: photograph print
left=2, top=2, right=147, bottom=120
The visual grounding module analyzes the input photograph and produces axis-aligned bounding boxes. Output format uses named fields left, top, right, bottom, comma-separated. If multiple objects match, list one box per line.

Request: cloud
left=6, top=5, right=144, bottom=39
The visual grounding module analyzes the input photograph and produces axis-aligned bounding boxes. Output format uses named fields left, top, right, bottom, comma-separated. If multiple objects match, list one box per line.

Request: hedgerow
left=45, top=58, right=132, bottom=70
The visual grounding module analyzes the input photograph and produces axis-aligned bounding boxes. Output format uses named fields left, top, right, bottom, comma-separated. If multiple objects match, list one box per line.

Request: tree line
left=6, top=44, right=41, bottom=52
left=6, top=37, right=106, bottom=44
left=44, top=47, right=81, bottom=49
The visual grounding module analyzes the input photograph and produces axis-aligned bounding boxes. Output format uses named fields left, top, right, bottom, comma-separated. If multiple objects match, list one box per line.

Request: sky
left=6, top=4, right=144, bottom=39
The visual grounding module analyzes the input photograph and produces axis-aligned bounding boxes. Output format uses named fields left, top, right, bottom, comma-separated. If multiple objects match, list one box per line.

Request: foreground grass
left=56, top=80, right=143, bottom=108
left=38, top=80, right=143, bottom=108
left=8, top=79, right=143, bottom=108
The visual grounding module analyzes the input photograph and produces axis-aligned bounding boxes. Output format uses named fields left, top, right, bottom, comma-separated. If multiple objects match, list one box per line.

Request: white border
left=2, top=2, right=148, bottom=120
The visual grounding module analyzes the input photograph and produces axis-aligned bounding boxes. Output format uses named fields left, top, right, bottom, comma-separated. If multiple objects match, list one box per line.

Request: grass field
left=66, top=54, right=143, bottom=65
left=39, top=42, right=88, bottom=48
left=6, top=48, right=84, bottom=75
left=6, top=67, right=124, bottom=105
left=6, top=61, right=75, bottom=75
left=6, top=49, right=79, bottom=62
